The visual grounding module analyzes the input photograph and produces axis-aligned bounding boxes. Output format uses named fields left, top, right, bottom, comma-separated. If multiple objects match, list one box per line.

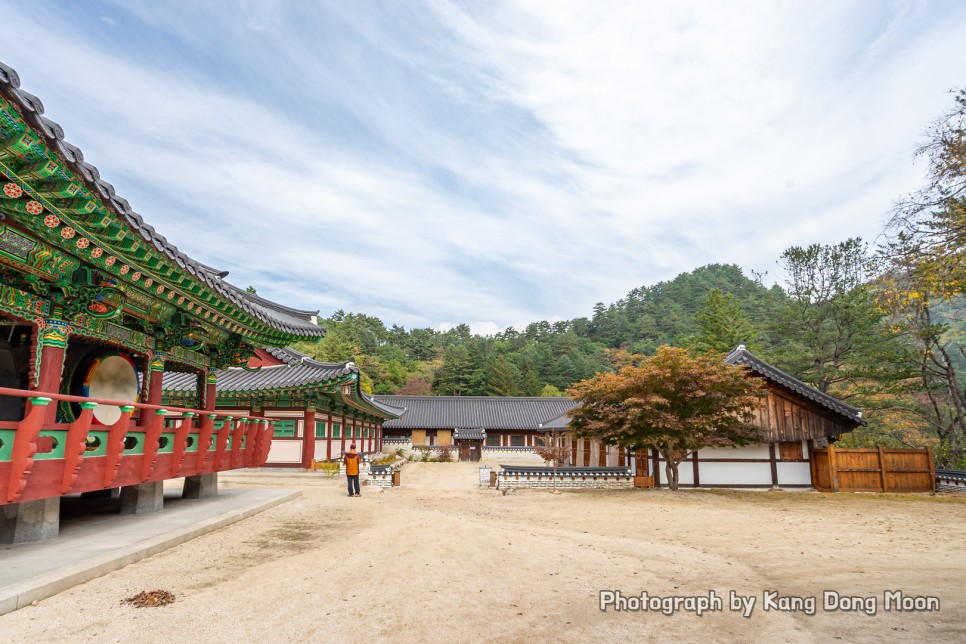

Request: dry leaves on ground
left=121, top=590, right=175, bottom=608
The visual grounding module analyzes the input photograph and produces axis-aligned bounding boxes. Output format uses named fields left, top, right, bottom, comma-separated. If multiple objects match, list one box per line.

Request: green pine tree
left=691, top=288, right=758, bottom=353
left=486, top=355, right=519, bottom=396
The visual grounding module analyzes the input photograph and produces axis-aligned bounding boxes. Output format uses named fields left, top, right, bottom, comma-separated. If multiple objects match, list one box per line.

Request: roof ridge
left=0, top=61, right=323, bottom=340
left=724, top=345, right=865, bottom=425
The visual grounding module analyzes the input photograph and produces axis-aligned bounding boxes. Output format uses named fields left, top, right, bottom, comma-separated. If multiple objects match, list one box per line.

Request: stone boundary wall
left=366, top=459, right=406, bottom=487
left=483, top=448, right=545, bottom=465
left=496, top=471, right=634, bottom=490
left=936, top=470, right=966, bottom=493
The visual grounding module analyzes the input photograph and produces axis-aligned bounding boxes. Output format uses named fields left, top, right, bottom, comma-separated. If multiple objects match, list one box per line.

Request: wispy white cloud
left=1, top=0, right=963, bottom=332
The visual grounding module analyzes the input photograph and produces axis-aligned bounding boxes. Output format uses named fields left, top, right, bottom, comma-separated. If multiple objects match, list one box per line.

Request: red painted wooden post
left=104, top=405, right=135, bottom=487
left=301, top=408, right=316, bottom=469
left=60, top=401, right=97, bottom=493
left=340, top=414, right=347, bottom=455
left=32, top=316, right=69, bottom=425
left=326, top=414, right=332, bottom=461
left=147, top=353, right=165, bottom=405
left=171, top=412, right=195, bottom=476
left=214, top=416, right=233, bottom=471
left=248, top=421, right=261, bottom=467
left=259, top=420, right=275, bottom=465
left=250, top=420, right=262, bottom=466
left=140, top=409, right=167, bottom=481
left=6, top=397, right=50, bottom=503
left=204, top=373, right=218, bottom=413
left=230, top=418, right=246, bottom=469
left=195, top=414, right=216, bottom=474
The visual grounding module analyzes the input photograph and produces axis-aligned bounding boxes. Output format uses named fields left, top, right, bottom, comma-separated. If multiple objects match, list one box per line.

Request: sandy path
left=2, top=462, right=964, bottom=643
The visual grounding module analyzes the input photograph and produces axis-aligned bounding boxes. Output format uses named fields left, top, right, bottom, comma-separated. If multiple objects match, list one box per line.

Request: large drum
left=82, top=353, right=139, bottom=425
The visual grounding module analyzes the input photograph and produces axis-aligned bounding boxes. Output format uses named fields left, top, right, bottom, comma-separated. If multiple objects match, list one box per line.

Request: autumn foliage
left=566, top=346, right=765, bottom=490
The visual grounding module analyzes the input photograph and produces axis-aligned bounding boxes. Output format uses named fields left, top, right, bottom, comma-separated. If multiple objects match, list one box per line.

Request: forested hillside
left=292, top=263, right=779, bottom=396
left=291, top=89, right=966, bottom=467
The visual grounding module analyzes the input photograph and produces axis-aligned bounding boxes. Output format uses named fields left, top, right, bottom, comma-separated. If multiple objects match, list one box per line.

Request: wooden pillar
left=147, top=353, right=165, bottom=406
left=32, top=312, right=70, bottom=425
left=877, top=446, right=887, bottom=493
left=828, top=443, right=838, bottom=493
left=652, top=449, right=661, bottom=487
left=325, top=414, right=332, bottom=461
left=204, top=372, right=217, bottom=412
left=692, top=450, right=700, bottom=487
left=301, top=407, right=316, bottom=469
left=340, top=413, right=347, bottom=454
left=769, top=443, right=778, bottom=487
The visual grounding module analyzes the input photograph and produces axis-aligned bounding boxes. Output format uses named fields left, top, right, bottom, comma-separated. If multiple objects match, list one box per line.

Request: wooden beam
left=769, top=443, right=778, bottom=487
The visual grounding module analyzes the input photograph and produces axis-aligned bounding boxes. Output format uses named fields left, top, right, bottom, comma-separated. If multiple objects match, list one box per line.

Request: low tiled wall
left=367, top=459, right=406, bottom=487
left=937, top=470, right=966, bottom=493
left=496, top=467, right=634, bottom=490
left=483, top=447, right=545, bottom=465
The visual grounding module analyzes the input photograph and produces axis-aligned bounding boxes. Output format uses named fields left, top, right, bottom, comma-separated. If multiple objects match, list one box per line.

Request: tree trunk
left=661, top=448, right=679, bottom=490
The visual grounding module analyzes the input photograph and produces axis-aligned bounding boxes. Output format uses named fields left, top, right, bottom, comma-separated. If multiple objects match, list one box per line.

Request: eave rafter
left=0, top=87, right=321, bottom=348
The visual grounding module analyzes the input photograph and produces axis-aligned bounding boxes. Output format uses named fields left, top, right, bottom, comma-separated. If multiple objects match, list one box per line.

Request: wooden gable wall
left=751, top=383, right=857, bottom=442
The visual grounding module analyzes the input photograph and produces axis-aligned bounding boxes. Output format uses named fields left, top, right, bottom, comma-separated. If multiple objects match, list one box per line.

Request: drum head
left=85, top=354, right=139, bottom=425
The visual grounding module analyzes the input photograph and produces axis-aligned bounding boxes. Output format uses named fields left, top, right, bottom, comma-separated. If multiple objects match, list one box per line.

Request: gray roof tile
left=725, top=345, right=866, bottom=426
left=0, top=61, right=322, bottom=339
left=374, top=396, right=578, bottom=430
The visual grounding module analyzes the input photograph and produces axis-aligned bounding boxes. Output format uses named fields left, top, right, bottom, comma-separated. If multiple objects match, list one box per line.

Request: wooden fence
left=810, top=446, right=935, bottom=493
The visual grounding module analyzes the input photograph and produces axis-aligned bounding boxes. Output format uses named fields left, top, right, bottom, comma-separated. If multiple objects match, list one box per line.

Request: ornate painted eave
left=162, top=348, right=402, bottom=421
left=0, top=61, right=323, bottom=347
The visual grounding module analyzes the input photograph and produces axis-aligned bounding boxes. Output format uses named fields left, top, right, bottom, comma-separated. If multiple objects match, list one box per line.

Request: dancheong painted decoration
left=163, top=347, right=403, bottom=469
left=0, top=62, right=327, bottom=543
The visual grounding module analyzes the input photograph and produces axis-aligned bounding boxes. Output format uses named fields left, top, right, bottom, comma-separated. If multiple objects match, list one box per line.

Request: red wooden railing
left=0, top=387, right=276, bottom=505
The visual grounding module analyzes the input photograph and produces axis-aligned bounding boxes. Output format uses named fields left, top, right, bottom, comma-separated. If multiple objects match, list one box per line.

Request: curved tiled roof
left=162, top=348, right=354, bottom=393
left=361, top=392, right=408, bottom=418
left=374, top=396, right=578, bottom=430
left=162, top=347, right=402, bottom=419
left=453, top=428, right=486, bottom=441
left=499, top=465, right=631, bottom=477
left=725, top=345, right=866, bottom=426
left=0, top=61, right=322, bottom=339
left=538, top=411, right=572, bottom=430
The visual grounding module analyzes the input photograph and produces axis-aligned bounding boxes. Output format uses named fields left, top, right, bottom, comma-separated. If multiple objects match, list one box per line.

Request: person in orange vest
left=344, top=444, right=361, bottom=497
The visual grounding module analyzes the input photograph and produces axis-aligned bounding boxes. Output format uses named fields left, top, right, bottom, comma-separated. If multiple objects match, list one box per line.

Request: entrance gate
left=453, top=428, right=486, bottom=462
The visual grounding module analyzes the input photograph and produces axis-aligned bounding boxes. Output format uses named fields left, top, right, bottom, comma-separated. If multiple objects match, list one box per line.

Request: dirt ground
left=2, top=461, right=965, bottom=643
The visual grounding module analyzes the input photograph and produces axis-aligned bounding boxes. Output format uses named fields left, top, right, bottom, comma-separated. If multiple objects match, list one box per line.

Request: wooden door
left=459, top=442, right=470, bottom=461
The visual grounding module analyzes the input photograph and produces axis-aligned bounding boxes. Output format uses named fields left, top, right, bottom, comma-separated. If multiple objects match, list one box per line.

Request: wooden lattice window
left=274, top=419, right=297, bottom=438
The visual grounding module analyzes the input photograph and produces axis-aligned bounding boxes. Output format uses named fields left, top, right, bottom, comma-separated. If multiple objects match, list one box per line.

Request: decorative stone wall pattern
left=496, top=473, right=634, bottom=490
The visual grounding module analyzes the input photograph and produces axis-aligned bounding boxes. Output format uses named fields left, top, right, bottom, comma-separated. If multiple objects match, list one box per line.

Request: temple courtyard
left=1, top=462, right=964, bottom=642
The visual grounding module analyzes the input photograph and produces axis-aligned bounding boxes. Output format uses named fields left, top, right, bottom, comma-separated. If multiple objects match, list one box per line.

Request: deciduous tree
left=882, top=88, right=966, bottom=466
left=567, top=346, right=765, bottom=490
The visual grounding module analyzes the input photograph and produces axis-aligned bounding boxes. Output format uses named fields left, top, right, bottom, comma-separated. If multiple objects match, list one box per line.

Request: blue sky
left=2, top=1, right=965, bottom=334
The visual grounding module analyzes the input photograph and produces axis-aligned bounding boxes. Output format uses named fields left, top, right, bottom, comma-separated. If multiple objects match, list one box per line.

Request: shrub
left=436, top=446, right=454, bottom=463
left=316, top=462, right=341, bottom=479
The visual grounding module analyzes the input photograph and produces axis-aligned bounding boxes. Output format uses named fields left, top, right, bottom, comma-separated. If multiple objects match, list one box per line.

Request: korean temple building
left=162, top=347, right=403, bottom=468
left=373, top=395, right=578, bottom=462
left=0, top=62, right=330, bottom=543
left=556, top=346, right=867, bottom=489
